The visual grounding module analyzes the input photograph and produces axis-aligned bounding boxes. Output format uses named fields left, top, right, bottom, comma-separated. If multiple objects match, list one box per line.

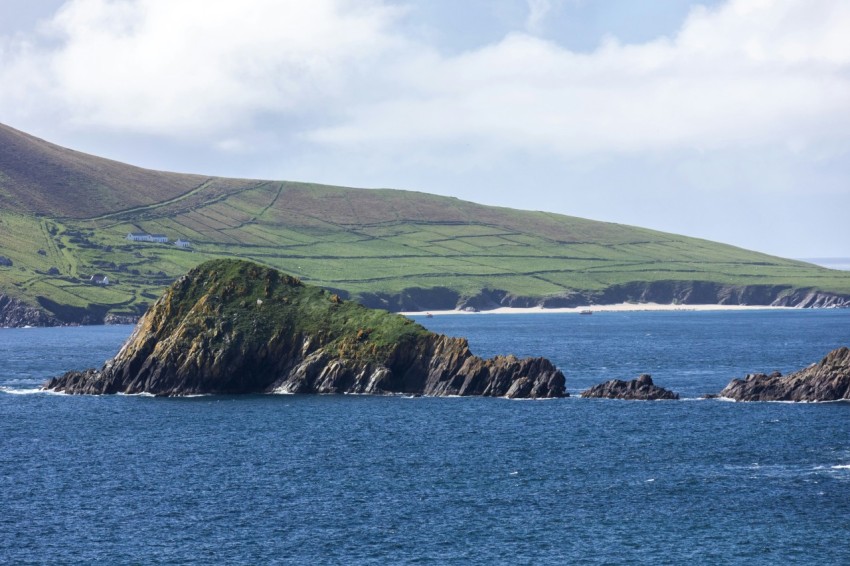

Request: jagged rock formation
left=718, top=347, right=850, bottom=402
left=44, top=260, right=566, bottom=398
left=0, top=294, right=60, bottom=327
left=580, top=374, right=679, bottom=400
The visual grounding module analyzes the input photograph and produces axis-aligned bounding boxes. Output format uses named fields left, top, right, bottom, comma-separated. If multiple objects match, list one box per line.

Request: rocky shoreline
left=359, top=281, right=850, bottom=313
left=5, top=280, right=850, bottom=328
left=0, top=294, right=140, bottom=328
left=0, top=294, right=60, bottom=327
left=718, top=347, right=850, bottom=402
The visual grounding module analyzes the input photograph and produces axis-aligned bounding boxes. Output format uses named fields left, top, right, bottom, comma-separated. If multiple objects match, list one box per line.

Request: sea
left=1, top=310, right=849, bottom=564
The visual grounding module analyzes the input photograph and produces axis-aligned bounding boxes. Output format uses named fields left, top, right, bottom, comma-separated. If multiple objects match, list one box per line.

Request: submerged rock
left=718, top=347, right=850, bottom=402
left=580, top=374, right=679, bottom=400
left=44, top=259, right=566, bottom=398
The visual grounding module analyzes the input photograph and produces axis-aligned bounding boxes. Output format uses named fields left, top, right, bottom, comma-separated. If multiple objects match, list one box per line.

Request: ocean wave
left=0, top=387, right=60, bottom=395
left=116, top=392, right=156, bottom=397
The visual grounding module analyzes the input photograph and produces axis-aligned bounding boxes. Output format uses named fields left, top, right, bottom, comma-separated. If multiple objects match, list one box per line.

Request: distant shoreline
left=401, top=303, right=798, bottom=316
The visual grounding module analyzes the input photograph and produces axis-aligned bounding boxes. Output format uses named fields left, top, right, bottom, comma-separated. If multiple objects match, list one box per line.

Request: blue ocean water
left=1, top=311, right=850, bottom=564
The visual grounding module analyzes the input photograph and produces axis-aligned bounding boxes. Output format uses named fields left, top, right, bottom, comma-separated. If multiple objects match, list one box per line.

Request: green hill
left=1, top=122, right=848, bottom=325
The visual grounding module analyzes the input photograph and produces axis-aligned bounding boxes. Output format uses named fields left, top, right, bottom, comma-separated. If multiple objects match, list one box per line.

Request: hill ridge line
left=1, top=120, right=849, bottom=326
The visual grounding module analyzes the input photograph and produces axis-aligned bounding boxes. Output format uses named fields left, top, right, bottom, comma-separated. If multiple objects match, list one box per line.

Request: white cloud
left=310, top=0, right=850, bottom=159
left=1, top=0, right=402, bottom=135
left=1, top=0, right=848, bottom=159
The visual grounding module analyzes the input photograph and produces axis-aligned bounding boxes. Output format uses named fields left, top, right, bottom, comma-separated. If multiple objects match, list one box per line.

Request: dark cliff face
left=0, top=294, right=59, bottom=327
left=44, top=260, right=566, bottom=398
left=580, top=374, right=679, bottom=400
left=719, top=347, right=850, bottom=402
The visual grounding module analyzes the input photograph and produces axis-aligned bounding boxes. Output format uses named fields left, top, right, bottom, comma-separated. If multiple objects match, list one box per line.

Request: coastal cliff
left=580, top=374, right=679, bottom=400
left=0, top=294, right=60, bottom=327
left=44, top=260, right=565, bottom=398
left=453, top=282, right=850, bottom=311
left=6, top=280, right=850, bottom=328
left=718, top=347, right=850, bottom=402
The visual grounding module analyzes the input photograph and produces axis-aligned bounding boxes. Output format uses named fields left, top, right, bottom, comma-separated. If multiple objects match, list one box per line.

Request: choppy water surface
left=2, top=311, right=849, bottom=564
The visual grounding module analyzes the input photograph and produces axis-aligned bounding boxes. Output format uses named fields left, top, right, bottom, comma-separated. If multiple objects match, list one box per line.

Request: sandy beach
left=401, top=303, right=794, bottom=316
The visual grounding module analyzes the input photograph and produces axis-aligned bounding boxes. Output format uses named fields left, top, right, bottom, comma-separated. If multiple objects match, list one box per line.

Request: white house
left=126, top=232, right=169, bottom=243
left=175, top=239, right=191, bottom=249
left=90, top=274, right=109, bottom=285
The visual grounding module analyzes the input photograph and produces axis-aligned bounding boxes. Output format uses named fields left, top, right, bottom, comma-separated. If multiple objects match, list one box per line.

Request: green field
left=1, top=122, right=849, bottom=322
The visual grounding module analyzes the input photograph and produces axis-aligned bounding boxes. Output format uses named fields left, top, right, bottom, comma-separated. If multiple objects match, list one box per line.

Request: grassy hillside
left=1, top=122, right=849, bottom=322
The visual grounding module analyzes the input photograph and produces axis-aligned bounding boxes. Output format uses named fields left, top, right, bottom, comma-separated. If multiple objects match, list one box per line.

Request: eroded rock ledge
left=43, top=260, right=566, bottom=399
left=580, top=374, right=679, bottom=400
left=0, top=294, right=59, bottom=327
left=718, top=347, right=850, bottom=402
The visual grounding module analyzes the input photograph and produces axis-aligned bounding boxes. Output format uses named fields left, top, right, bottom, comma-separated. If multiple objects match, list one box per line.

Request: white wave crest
left=0, top=387, right=61, bottom=395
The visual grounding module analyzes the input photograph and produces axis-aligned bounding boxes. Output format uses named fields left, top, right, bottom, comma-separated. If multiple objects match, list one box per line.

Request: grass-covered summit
left=2, top=121, right=850, bottom=325
left=142, top=259, right=431, bottom=365
left=44, top=259, right=566, bottom=398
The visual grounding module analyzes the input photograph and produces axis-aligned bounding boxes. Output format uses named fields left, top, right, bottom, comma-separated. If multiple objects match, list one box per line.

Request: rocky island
left=718, top=346, right=850, bottom=402
left=580, top=374, right=679, bottom=400
left=44, top=260, right=566, bottom=398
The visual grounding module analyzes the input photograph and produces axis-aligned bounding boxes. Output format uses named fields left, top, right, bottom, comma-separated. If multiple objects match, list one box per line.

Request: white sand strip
left=400, top=303, right=796, bottom=316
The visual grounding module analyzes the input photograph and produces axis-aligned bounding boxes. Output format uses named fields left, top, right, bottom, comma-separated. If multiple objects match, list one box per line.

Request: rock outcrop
left=718, top=347, right=850, bottom=402
left=0, top=294, right=60, bottom=327
left=103, top=313, right=140, bottom=325
left=580, top=374, right=679, bottom=400
left=44, top=260, right=566, bottom=398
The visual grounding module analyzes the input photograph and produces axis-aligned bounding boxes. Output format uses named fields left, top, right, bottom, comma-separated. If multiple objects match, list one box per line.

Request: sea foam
left=0, top=387, right=60, bottom=395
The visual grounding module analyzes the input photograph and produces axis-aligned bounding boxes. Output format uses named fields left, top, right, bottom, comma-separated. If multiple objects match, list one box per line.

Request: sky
left=1, top=0, right=848, bottom=259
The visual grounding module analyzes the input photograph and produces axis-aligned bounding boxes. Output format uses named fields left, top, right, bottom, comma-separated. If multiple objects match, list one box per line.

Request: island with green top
left=44, top=259, right=566, bottom=398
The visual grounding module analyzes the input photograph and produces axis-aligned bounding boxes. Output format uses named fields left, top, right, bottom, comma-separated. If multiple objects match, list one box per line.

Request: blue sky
left=1, top=0, right=848, bottom=259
